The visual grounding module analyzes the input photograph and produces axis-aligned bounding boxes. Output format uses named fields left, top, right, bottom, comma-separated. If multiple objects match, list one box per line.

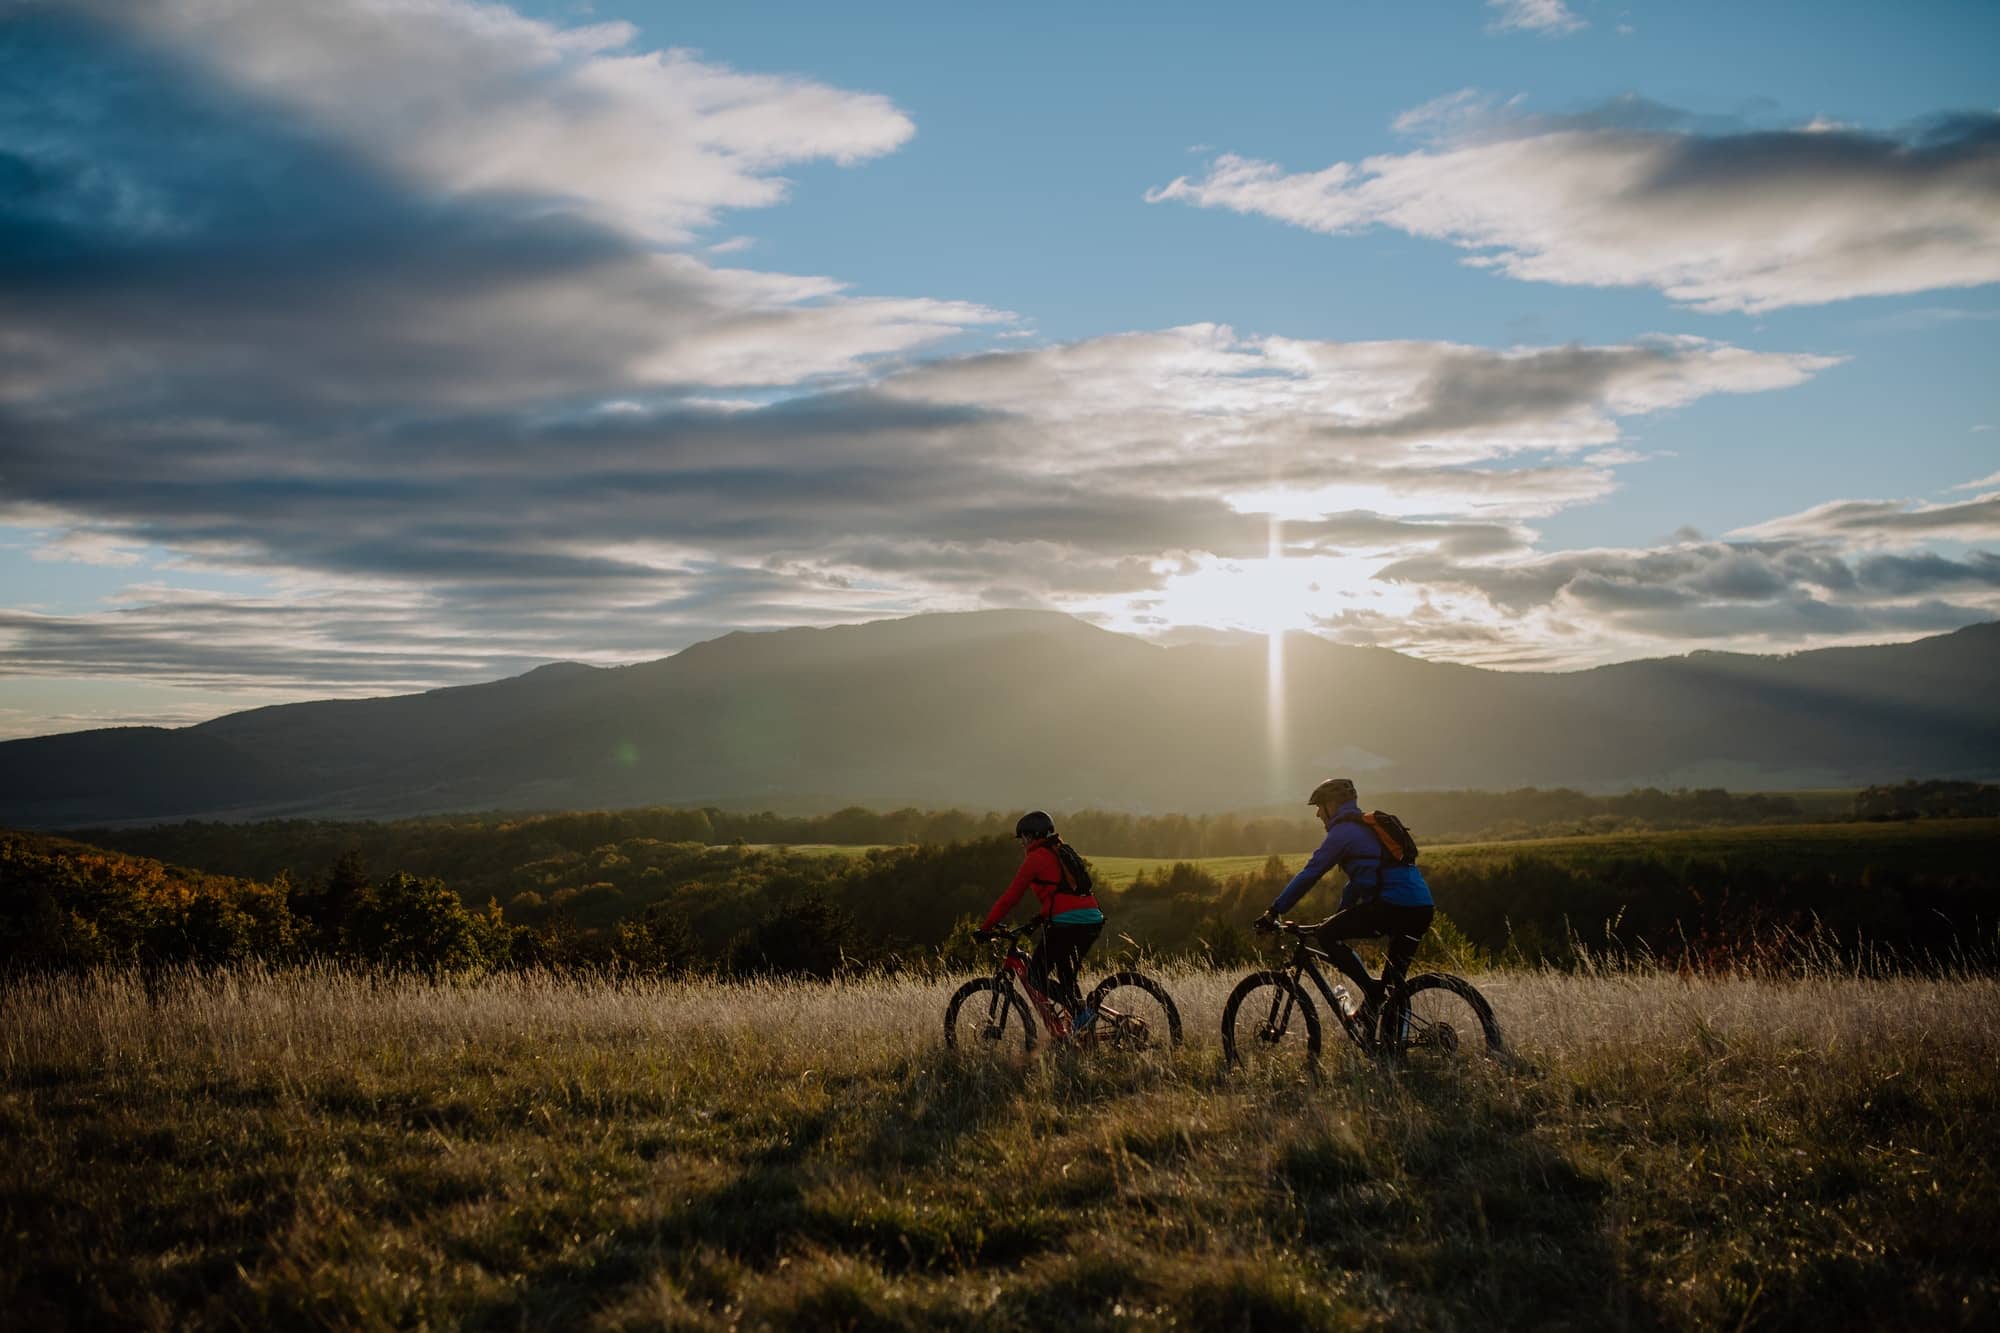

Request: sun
left=1142, top=550, right=1371, bottom=638
left=1150, top=562, right=1312, bottom=635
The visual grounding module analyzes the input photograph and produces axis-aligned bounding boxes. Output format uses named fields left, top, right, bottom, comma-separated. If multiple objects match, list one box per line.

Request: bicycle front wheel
left=944, top=977, right=1038, bottom=1054
left=1082, top=971, right=1183, bottom=1052
left=1382, top=973, right=1502, bottom=1065
left=1220, top=970, right=1321, bottom=1070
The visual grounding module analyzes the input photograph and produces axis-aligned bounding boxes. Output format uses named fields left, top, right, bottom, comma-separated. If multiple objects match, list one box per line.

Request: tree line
left=8, top=817, right=1996, bottom=981
left=1854, top=780, right=2000, bottom=821
left=79, top=783, right=1858, bottom=886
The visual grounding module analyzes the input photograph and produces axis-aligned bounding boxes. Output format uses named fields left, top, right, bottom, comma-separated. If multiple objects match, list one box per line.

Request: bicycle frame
left=987, top=920, right=1073, bottom=1039
left=1268, top=922, right=1377, bottom=1051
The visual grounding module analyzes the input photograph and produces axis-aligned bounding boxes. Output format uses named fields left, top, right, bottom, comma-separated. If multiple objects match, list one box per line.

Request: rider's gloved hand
left=1253, top=911, right=1279, bottom=935
left=973, top=929, right=996, bottom=943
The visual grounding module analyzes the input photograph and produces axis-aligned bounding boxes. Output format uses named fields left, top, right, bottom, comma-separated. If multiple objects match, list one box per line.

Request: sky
left=1, top=0, right=1996, bottom=739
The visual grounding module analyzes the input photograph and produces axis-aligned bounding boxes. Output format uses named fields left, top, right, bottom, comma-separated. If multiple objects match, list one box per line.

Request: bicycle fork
left=1259, top=970, right=1304, bottom=1044
left=984, top=978, right=1018, bottom=1041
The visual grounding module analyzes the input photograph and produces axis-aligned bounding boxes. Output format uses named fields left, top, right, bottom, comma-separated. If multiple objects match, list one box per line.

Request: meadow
left=1078, top=817, right=2000, bottom=890
left=5, top=961, right=1996, bottom=1330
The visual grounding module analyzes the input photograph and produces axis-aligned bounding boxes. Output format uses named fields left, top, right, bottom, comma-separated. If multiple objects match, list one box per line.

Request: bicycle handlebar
left=982, top=919, right=1049, bottom=943
left=1256, top=916, right=1330, bottom=937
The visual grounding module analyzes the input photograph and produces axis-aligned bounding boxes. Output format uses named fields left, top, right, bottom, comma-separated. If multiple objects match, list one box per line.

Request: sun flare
left=1135, top=550, right=1379, bottom=638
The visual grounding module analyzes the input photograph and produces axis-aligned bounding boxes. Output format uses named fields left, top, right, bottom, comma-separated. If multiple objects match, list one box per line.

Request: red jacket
left=983, top=837, right=1100, bottom=929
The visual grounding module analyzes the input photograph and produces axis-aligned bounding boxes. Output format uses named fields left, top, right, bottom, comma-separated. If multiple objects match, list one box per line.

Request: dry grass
left=5, top=963, right=1996, bottom=1330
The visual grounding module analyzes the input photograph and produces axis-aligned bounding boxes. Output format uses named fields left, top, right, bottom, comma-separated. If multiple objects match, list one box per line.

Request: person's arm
left=982, top=853, right=1041, bottom=931
left=1266, top=827, right=1347, bottom=916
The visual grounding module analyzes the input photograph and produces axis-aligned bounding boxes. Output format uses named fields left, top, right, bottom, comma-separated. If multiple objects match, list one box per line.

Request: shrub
left=342, top=872, right=504, bottom=975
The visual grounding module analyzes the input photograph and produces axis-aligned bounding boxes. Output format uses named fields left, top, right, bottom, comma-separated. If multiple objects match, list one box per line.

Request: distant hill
left=2, top=611, right=1996, bottom=826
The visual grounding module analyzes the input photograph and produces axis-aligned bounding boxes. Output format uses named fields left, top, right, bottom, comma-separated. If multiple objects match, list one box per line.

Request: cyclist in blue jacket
left=1256, top=777, right=1434, bottom=1029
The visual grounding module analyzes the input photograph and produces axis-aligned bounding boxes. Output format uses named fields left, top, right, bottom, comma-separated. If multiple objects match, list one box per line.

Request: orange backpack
left=1336, top=809, right=1419, bottom=865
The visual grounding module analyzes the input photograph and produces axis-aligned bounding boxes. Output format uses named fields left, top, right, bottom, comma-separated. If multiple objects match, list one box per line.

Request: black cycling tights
left=1317, top=902, right=1435, bottom=1000
left=1028, top=920, right=1103, bottom=1014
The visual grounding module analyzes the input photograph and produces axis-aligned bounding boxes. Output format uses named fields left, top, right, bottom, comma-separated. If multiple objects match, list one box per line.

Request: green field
left=1089, top=817, right=2000, bottom=891
left=4, top=965, right=1994, bottom=1329
left=724, top=818, right=2000, bottom=892
left=1088, top=853, right=1282, bottom=889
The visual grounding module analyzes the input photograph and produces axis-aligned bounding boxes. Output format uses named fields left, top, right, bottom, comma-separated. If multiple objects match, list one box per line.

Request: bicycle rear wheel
left=1219, top=970, right=1321, bottom=1070
left=1082, top=971, right=1183, bottom=1052
left=944, top=977, right=1038, bottom=1054
left=1381, top=973, right=1502, bottom=1065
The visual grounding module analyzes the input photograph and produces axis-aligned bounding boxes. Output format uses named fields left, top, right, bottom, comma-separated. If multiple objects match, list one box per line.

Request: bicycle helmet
left=1307, top=777, right=1356, bottom=808
left=1014, top=810, right=1056, bottom=839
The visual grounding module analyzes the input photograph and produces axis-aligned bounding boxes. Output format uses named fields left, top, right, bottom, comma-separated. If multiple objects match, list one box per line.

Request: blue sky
left=1, top=0, right=1996, bottom=737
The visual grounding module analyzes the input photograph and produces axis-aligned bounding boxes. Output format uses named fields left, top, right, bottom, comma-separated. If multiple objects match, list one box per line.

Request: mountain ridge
left=2, top=613, right=1995, bottom=826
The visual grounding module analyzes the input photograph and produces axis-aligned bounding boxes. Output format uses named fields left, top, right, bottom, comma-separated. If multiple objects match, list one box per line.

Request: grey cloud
left=1856, top=552, right=2000, bottom=595
left=83, top=0, right=917, bottom=244
left=0, top=12, right=1000, bottom=415
left=1736, top=493, right=2000, bottom=544
left=1563, top=574, right=1698, bottom=612
left=0, top=603, right=544, bottom=692
left=1374, top=541, right=1865, bottom=614
left=1682, top=551, right=1792, bottom=601
left=1292, top=513, right=1530, bottom=558
left=1311, top=606, right=1510, bottom=647
left=1373, top=538, right=2000, bottom=643
left=10, top=313, right=1783, bottom=613
left=1315, top=343, right=1679, bottom=444
left=0, top=558, right=889, bottom=692
left=1612, top=597, right=1988, bottom=643
left=1151, top=104, right=2000, bottom=312
left=1306, top=605, right=1567, bottom=670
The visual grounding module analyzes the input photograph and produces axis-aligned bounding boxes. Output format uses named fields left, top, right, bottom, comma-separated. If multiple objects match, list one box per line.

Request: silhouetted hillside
left=1, top=612, right=1995, bottom=825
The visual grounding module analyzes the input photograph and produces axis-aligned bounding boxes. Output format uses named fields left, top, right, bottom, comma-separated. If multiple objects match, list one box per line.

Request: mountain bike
left=1220, top=917, right=1501, bottom=1070
left=943, top=919, right=1183, bottom=1054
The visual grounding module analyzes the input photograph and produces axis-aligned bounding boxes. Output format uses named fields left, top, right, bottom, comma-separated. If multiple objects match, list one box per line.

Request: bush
left=614, top=904, right=701, bottom=977
left=342, top=872, right=505, bottom=975
left=726, top=892, right=858, bottom=979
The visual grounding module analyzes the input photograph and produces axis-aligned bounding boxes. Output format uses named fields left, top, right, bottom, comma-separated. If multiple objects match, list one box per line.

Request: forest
left=8, top=796, right=1996, bottom=980
left=77, top=783, right=1837, bottom=878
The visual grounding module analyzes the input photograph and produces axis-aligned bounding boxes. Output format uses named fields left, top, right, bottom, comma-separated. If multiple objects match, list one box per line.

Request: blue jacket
left=1269, top=800, right=1433, bottom=913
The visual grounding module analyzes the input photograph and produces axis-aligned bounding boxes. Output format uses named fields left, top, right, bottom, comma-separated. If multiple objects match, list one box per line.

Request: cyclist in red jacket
left=976, top=810, right=1106, bottom=1029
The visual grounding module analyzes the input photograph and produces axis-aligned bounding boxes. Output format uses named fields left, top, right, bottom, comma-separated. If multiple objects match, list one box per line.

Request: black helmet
left=1308, top=777, right=1357, bottom=808
left=1015, top=810, right=1056, bottom=839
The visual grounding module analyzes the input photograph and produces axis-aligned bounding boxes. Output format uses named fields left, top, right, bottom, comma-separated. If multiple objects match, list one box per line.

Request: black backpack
left=1334, top=809, right=1419, bottom=866
left=1051, top=838, right=1095, bottom=896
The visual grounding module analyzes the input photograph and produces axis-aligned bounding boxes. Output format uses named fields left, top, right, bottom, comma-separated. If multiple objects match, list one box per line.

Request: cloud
left=82, top=0, right=913, bottom=243
left=878, top=327, right=1833, bottom=477
left=1147, top=102, right=2000, bottom=312
left=0, top=7, right=1009, bottom=418
left=29, top=531, right=143, bottom=567
left=1855, top=551, right=2000, bottom=596
left=1486, top=1, right=1586, bottom=36
left=0, top=317, right=1840, bottom=687
left=8, top=326, right=1824, bottom=573
left=1368, top=531, right=1999, bottom=660
left=1734, top=492, right=2000, bottom=545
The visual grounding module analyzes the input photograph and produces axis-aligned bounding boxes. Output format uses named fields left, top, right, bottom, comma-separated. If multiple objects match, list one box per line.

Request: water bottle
left=1331, top=984, right=1355, bottom=1017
